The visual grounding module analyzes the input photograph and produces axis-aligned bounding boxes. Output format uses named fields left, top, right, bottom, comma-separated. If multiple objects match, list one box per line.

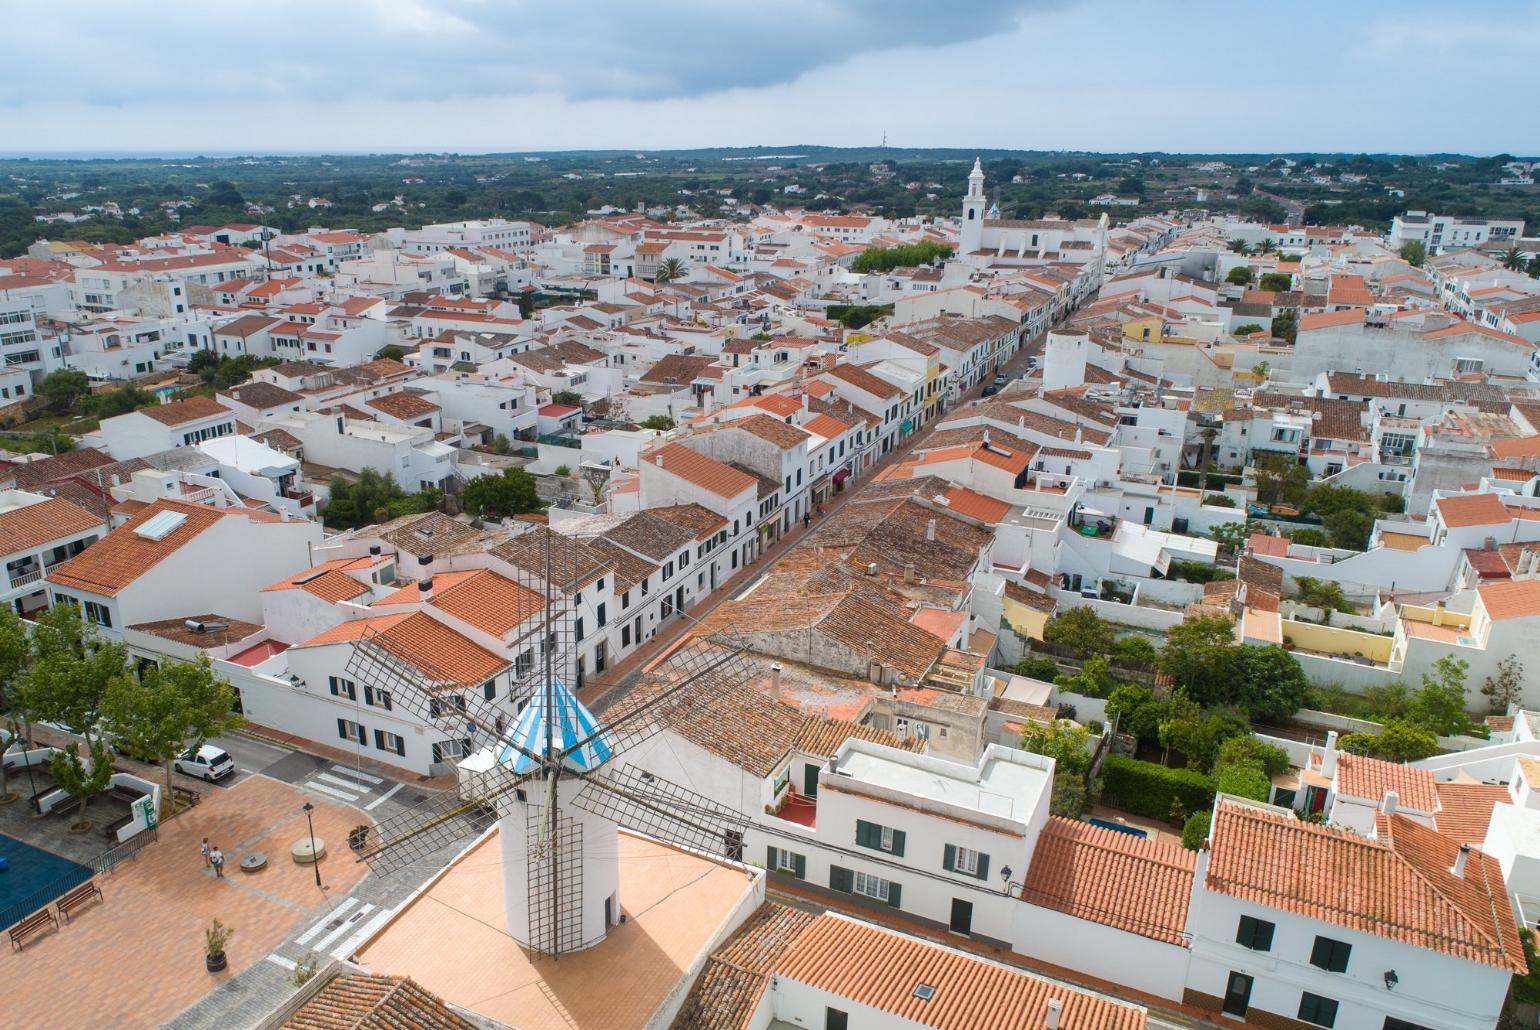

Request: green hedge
left=1177, top=470, right=1243, bottom=489
left=1100, top=755, right=1216, bottom=822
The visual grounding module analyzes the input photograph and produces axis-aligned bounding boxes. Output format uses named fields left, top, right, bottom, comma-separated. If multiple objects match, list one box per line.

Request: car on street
left=173, top=744, right=236, bottom=782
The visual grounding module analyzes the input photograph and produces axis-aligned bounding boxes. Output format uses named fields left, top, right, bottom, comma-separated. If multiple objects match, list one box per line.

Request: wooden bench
left=56, top=881, right=103, bottom=924
left=107, top=785, right=146, bottom=804
left=8, top=908, right=57, bottom=950
left=104, top=812, right=134, bottom=842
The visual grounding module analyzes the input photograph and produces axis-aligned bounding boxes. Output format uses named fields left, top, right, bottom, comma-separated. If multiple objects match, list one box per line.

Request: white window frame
left=772, top=847, right=798, bottom=873
left=879, top=825, right=895, bottom=851
left=852, top=870, right=890, bottom=902
left=953, top=845, right=980, bottom=875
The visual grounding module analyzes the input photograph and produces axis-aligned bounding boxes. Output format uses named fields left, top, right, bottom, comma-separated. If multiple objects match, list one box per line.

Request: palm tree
left=654, top=257, right=687, bottom=285
left=1259, top=237, right=1276, bottom=255
left=1227, top=239, right=1252, bottom=255
left=1503, top=246, right=1525, bottom=271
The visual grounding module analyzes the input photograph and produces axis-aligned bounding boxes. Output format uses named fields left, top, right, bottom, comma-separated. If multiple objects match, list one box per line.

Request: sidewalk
left=237, top=721, right=458, bottom=791
left=579, top=327, right=1051, bottom=711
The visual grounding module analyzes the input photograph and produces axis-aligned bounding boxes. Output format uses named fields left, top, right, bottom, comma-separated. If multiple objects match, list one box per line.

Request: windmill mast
left=542, top=526, right=559, bottom=957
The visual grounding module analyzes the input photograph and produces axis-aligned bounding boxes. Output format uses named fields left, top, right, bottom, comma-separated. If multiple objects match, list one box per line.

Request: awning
left=901, top=419, right=914, bottom=433
left=833, top=467, right=851, bottom=484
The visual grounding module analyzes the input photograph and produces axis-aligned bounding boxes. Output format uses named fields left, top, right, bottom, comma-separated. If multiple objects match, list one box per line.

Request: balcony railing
left=7, top=568, right=44, bottom=590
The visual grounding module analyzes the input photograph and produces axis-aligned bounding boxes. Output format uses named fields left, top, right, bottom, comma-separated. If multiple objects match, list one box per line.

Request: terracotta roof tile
left=670, top=904, right=818, bottom=1030
left=263, top=557, right=377, bottom=603
left=646, top=442, right=757, bottom=499
left=46, top=500, right=235, bottom=597
left=1206, top=798, right=1525, bottom=972
left=1335, top=753, right=1439, bottom=811
left=0, top=497, right=103, bottom=556
left=940, top=486, right=1010, bottom=524
left=645, top=502, right=729, bottom=540
left=726, top=412, right=811, bottom=450
left=1478, top=578, right=1540, bottom=620
left=1433, top=782, right=1509, bottom=847
left=818, top=362, right=902, bottom=399
left=1438, top=492, right=1510, bottom=528
left=365, top=391, right=439, bottom=420
left=283, top=971, right=475, bottom=1029
left=1022, top=816, right=1195, bottom=946
left=774, top=913, right=1146, bottom=1030
left=299, top=611, right=508, bottom=686
left=136, top=395, right=233, bottom=427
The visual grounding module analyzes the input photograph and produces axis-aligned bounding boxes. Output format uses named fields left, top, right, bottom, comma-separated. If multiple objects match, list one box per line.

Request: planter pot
left=348, top=826, right=369, bottom=853
left=206, top=951, right=227, bottom=973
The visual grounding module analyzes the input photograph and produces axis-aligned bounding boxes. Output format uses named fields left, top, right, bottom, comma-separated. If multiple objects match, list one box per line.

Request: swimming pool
left=0, top=833, right=92, bottom=928
left=1087, top=817, right=1148, bottom=839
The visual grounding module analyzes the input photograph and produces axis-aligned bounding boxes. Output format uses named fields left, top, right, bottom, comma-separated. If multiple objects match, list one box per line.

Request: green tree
left=1160, top=705, right=1249, bottom=770
left=1012, top=656, right=1060, bottom=681
left=84, top=384, right=153, bottom=419
left=1181, top=810, right=1212, bottom=850
left=1110, top=634, right=1158, bottom=668
left=1159, top=613, right=1239, bottom=706
left=1288, top=527, right=1329, bottom=547
left=1398, top=240, right=1426, bottom=267
left=0, top=607, right=30, bottom=801
left=639, top=415, right=676, bottom=431
left=1053, top=656, right=1122, bottom=699
left=1293, top=576, right=1353, bottom=615
left=39, top=369, right=91, bottom=412
left=17, top=603, right=128, bottom=752
left=1210, top=521, right=1250, bottom=552
left=1020, top=720, right=1095, bottom=817
left=1270, top=311, right=1298, bottom=344
left=1258, top=272, right=1292, bottom=292
left=1321, top=507, right=1373, bottom=551
left=375, top=345, right=407, bottom=362
left=322, top=469, right=438, bottom=529
left=1408, top=656, right=1471, bottom=736
left=102, top=654, right=242, bottom=816
left=1339, top=721, right=1439, bottom=761
left=1041, top=607, right=1114, bottom=658
left=1226, top=266, right=1254, bottom=285
left=1203, top=493, right=1237, bottom=508
left=1106, top=682, right=1155, bottom=739
left=1228, top=645, right=1308, bottom=721
left=1253, top=453, right=1310, bottom=508
left=461, top=467, right=542, bottom=520
left=850, top=240, right=953, bottom=274
left=654, top=257, right=687, bottom=284
left=1481, top=655, right=1524, bottom=714
left=1233, top=323, right=1264, bottom=336
left=1361, top=681, right=1411, bottom=722
left=1227, top=239, right=1252, bottom=254
left=1503, top=245, right=1526, bottom=271
left=552, top=390, right=583, bottom=406
left=49, top=738, right=114, bottom=829
left=1216, top=735, right=1290, bottom=777
left=1215, top=763, right=1271, bottom=802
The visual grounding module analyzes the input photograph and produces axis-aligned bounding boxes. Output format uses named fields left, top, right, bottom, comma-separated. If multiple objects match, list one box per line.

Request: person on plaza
left=802, top=511, right=812, bottom=529
left=200, top=837, right=211, bottom=867
left=210, top=845, right=225, bottom=878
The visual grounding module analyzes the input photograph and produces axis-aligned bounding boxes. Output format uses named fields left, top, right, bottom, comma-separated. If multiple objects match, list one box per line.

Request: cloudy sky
left=2, top=0, right=1536, bottom=156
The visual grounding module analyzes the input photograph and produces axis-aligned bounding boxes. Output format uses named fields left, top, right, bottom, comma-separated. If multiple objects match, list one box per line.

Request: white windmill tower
left=344, top=530, right=753, bottom=957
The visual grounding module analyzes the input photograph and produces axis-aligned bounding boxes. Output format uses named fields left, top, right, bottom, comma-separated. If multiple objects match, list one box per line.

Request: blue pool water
left=0, top=832, right=92, bottom=927
left=1087, top=817, right=1148, bottom=839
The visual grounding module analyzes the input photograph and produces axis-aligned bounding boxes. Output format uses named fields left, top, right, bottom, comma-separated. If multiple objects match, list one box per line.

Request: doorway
left=949, top=898, right=972, bottom=935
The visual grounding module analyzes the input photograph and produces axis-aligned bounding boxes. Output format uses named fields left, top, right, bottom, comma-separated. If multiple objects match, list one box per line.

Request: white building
left=1390, top=211, right=1525, bottom=254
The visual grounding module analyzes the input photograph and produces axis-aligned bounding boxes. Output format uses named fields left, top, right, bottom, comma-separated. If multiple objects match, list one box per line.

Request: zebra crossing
left=270, top=894, right=397, bottom=967
left=300, top=763, right=385, bottom=804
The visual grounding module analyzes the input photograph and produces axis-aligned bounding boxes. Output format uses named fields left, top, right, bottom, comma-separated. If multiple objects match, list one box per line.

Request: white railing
left=7, top=568, right=43, bottom=589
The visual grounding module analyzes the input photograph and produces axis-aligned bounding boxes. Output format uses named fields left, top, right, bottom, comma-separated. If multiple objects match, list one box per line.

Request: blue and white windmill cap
left=498, top=677, right=613, bottom=774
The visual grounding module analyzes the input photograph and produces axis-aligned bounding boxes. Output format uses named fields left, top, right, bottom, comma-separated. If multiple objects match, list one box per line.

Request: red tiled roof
left=377, top=568, right=544, bottom=637
left=1437, top=492, right=1509, bottom=528
left=941, top=486, right=1010, bottom=523
left=1433, top=782, right=1509, bottom=847
left=262, top=557, right=376, bottom=603
left=1334, top=753, right=1438, bottom=811
left=47, top=500, right=232, bottom=597
left=1478, top=578, right=1540, bottom=620
left=299, top=612, right=509, bottom=686
left=0, top=498, right=103, bottom=557
left=136, top=395, right=233, bottom=426
left=647, top=443, right=757, bottom=499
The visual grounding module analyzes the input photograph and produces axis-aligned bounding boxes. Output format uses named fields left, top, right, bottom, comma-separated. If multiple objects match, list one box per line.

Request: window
left=363, top=685, right=392, bottom=711
left=1383, top=1020, right=1435, bottom=1030
left=944, top=844, right=989, bottom=880
left=621, top=589, right=631, bottom=610
left=622, top=624, right=631, bottom=647
left=1235, top=915, right=1275, bottom=952
left=429, top=694, right=467, bottom=719
left=515, top=650, right=534, bottom=677
left=374, top=729, right=406, bottom=757
left=431, top=738, right=472, bottom=764
left=329, top=676, right=357, bottom=701
left=594, top=640, right=607, bottom=674
left=853, top=870, right=891, bottom=902
left=574, top=617, right=585, bottom=642
left=596, top=602, right=606, bottom=627
left=1298, top=993, right=1338, bottom=1028
left=83, top=600, right=112, bottom=628
left=336, top=718, right=366, bottom=744
left=855, top=819, right=905, bottom=856
left=1310, top=936, right=1351, bottom=973
left=825, top=1008, right=848, bottom=1030
left=483, top=679, right=497, bottom=701
left=1222, top=971, right=1252, bottom=1018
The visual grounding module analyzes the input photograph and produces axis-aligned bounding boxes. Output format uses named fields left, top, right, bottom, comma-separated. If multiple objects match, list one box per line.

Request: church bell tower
left=960, top=157, right=986, bottom=256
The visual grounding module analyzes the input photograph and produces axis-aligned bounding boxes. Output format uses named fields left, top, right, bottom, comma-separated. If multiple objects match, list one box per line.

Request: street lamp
left=302, top=801, right=322, bottom=888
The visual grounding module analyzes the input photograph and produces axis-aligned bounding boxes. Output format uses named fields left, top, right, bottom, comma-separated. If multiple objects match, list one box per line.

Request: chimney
left=1381, top=790, right=1398, bottom=816
left=866, top=562, right=878, bottom=576
left=418, top=577, right=433, bottom=601
left=655, top=453, right=665, bottom=467
left=926, top=519, right=936, bottom=541
left=770, top=662, right=783, bottom=699
left=904, top=563, right=915, bottom=583
left=369, top=544, right=381, bottom=556
left=1044, top=998, right=1063, bottom=1030
left=982, top=428, right=991, bottom=447
left=1321, top=731, right=1339, bottom=779
left=1451, top=842, right=1471, bottom=879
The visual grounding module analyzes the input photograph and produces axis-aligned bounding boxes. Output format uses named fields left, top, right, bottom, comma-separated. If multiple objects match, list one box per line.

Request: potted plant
left=205, top=918, right=235, bottom=972
left=348, top=824, right=370, bottom=852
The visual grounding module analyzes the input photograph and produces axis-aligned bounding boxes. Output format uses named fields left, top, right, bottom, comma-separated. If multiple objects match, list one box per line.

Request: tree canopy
left=323, top=469, right=440, bottom=529
left=460, top=468, right=543, bottom=520
left=850, top=240, right=952, bottom=274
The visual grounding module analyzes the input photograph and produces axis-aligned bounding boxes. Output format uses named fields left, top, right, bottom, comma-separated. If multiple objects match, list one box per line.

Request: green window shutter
left=943, top=844, right=956, bottom=872
left=886, top=881, right=902, bottom=908
left=793, top=853, right=806, bottom=880
left=855, top=820, right=874, bottom=848
left=767, top=845, right=777, bottom=870
left=890, top=829, right=905, bottom=857
left=975, top=853, right=990, bottom=882
left=830, top=865, right=852, bottom=893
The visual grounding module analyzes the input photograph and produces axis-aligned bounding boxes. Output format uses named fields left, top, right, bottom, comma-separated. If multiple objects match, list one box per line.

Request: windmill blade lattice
left=571, top=765, right=751, bottom=858
left=345, top=625, right=511, bottom=749
left=352, top=765, right=536, bottom=873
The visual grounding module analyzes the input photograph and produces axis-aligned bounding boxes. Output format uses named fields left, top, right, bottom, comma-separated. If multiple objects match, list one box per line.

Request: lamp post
left=302, top=801, right=321, bottom=888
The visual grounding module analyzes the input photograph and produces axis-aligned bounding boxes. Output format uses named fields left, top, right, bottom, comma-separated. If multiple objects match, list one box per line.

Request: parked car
left=993, top=374, right=1008, bottom=386
left=173, top=744, right=235, bottom=782
left=981, top=385, right=999, bottom=397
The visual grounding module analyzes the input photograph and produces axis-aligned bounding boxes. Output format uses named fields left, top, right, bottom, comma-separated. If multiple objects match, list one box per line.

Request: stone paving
left=3, top=774, right=368, bottom=1030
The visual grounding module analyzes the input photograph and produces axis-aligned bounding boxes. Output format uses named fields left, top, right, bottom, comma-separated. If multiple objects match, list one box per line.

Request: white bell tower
left=960, top=157, right=986, bottom=257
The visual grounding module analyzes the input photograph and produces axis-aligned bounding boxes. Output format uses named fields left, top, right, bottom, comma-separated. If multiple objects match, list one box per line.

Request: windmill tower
left=344, top=529, right=753, bottom=958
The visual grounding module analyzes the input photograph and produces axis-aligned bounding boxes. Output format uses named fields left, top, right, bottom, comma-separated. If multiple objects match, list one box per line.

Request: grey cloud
left=0, top=0, right=1062, bottom=107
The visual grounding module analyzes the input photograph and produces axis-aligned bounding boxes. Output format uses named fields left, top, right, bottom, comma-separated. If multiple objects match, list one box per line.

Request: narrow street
left=579, top=318, right=1056, bottom=713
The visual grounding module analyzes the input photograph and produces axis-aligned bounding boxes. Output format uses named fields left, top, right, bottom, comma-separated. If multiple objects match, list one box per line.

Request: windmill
left=343, top=528, right=754, bottom=958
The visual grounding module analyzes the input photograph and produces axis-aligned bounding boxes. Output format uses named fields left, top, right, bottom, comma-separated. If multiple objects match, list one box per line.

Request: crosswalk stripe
left=295, top=896, right=358, bottom=944
left=363, top=782, right=405, bottom=812
left=312, top=903, right=374, bottom=953
left=329, top=764, right=384, bottom=785
left=266, top=953, right=297, bottom=971
left=316, top=772, right=372, bottom=792
left=304, top=781, right=361, bottom=802
left=330, top=906, right=395, bottom=960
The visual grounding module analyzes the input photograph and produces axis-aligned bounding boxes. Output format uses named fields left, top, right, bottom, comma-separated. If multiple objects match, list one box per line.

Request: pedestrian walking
left=802, top=511, right=812, bottom=529
left=200, top=837, right=211, bottom=867
left=210, top=845, right=225, bottom=878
